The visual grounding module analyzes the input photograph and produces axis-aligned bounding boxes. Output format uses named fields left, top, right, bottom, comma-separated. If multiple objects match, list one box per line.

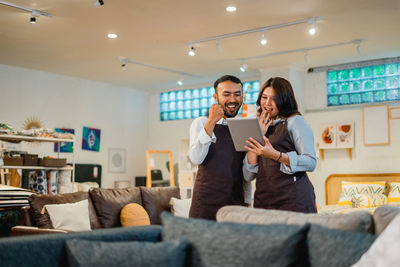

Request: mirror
left=146, top=150, right=174, bottom=187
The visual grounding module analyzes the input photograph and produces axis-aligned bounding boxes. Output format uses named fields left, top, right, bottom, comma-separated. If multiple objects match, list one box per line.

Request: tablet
left=226, top=117, right=265, bottom=152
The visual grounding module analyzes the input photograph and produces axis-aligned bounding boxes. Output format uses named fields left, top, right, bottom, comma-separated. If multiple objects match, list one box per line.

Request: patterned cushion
left=338, top=181, right=386, bottom=206
left=387, top=182, right=400, bottom=205
left=351, top=194, right=387, bottom=208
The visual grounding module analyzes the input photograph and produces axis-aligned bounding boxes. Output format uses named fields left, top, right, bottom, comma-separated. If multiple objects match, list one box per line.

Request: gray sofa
left=1, top=205, right=399, bottom=267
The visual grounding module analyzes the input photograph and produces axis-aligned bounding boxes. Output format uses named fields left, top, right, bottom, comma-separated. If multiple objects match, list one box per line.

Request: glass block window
left=327, top=63, right=400, bottom=106
left=160, top=80, right=261, bottom=121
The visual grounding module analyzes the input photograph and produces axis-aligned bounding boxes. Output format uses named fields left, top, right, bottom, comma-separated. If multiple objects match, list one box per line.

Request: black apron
left=189, top=124, right=245, bottom=220
left=254, top=119, right=316, bottom=213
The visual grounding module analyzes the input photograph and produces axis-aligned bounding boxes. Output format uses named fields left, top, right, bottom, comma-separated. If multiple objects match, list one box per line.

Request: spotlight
left=94, top=0, right=104, bottom=7
left=188, top=46, right=196, bottom=56
left=226, top=6, right=237, bottom=12
left=216, top=41, right=222, bottom=53
left=356, top=44, right=362, bottom=55
left=304, top=51, right=310, bottom=63
left=260, top=33, right=267, bottom=46
left=308, top=19, right=317, bottom=35
left=240, top=63, right=248, bottom=72
left=177, top=80, right=183, bottom=86
left=121, top=63, right=127, bottom=71
left=30, top=17, right=36, bottom=24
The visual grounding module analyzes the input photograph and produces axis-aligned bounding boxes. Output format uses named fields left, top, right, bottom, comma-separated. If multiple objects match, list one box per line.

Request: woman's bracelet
left=277, top=152, right=282, bottom=161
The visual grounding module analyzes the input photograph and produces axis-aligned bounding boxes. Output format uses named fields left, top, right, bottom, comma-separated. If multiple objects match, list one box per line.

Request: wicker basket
left=3, top=156, right=23, bottom=166
left=39, top=157, right=67, bottom=167
left=22, top=154, right=39, bottom=166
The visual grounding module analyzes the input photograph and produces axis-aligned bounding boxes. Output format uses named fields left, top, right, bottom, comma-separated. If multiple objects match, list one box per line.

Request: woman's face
left=260, top=86, right=279, bottom=119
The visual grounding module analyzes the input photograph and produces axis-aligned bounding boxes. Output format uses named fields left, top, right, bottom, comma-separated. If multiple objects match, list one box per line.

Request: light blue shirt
left=244, top=115, right=316, bottom=181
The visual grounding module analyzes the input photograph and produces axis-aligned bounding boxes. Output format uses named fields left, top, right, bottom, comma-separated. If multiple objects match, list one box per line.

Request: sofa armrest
left=10, top=226, right=69, bottom=237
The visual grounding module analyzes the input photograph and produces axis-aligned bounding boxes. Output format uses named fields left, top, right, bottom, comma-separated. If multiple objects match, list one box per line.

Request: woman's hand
left=258, top=109, right=272, bottom=135
left=245, top=136, right=279, bottom=160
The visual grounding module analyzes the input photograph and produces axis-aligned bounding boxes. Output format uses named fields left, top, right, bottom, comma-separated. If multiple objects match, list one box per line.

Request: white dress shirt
left=189, top=116, right=253, bottom=204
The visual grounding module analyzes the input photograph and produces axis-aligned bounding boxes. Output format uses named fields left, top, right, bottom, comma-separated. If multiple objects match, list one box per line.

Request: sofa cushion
left=120, top=203, right=150, bottom=227
left=0, top=225, right=162, bottom=267
left=161, top=212, right=309, bottom=267
left=89, top=187, right=142, bottom=228
left=45, top=199, right=91, bottom=231
left=140, top=186, right=180, bottom=224
left=372, top=205, right=400, bottom=235
left=28, top=191, right=101, bottom=229
left=65, top=239, right=187, bottom=267
left=352, top=214, right=400, bottom=267
left=217, top=206, right=373, bottom=233
left=307, top=224, right=376, bottom=267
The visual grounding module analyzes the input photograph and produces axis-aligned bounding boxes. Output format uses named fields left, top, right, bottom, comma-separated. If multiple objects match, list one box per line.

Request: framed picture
left=108, top=148, right=126, bottom=173
left=54, top=128, right=75, bottom=152
left=336, top=121, right=354, bottom=148
left=390, top=107, right=400, bottom=119
left=319, top=123, right=337, bottom=148
left=82, top=126, right=101, bottom=152
left=363, top=105, right=390, bottom=146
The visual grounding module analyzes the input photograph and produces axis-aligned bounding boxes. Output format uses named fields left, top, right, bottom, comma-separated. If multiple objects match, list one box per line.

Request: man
left=188, top=75, right=252, bottom=220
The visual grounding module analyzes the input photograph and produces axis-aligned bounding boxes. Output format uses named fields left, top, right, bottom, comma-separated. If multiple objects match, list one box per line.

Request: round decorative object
left=120, top=203, right=150, bottom=227
left=23, top=116, right=44, bottom=130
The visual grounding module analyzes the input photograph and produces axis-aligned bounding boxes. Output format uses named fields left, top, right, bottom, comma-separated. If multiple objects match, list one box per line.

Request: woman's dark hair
left=256, top=77, right=301, bottom=118
left=214, top=75, right=243, bottom=93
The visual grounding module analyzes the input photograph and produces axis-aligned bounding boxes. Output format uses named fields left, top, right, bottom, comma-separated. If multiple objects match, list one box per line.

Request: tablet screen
left=226, top=117, right=265, bottom=152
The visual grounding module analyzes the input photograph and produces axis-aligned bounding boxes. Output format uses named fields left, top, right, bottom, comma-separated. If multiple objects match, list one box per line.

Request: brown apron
left=254, top=119, right=317, bottom=213
left=189, top=124, right=245, bottom=220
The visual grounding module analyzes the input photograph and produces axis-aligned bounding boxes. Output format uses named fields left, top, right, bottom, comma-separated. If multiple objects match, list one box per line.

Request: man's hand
left=204, top=104, right=224, bottom=137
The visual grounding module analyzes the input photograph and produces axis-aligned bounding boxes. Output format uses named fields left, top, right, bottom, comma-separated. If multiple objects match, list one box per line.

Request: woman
left=245, top=77, right=317, bottom=213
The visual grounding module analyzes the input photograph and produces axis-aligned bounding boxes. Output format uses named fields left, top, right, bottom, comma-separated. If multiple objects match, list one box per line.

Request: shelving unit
left=0, top=134, right=75, bottom=184
left=178, top=139, right=197, bottom=198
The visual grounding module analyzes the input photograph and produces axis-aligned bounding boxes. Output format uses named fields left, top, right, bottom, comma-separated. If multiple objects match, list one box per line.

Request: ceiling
left=0, top=0, right=399, bottom=92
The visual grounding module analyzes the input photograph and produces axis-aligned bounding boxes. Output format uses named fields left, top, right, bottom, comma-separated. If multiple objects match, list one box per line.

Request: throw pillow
left=338, top=181, right=386, bottom=206
left=307, top=224, right=376, bottom=267
left=351, top=193, right=387, bottom=208
left=89, top=187, right=142, bottom=228
left=216, top=206, right=373, bottom=233
left=161, top=212, right=309, bottom=267
left=65, top=239, right=187, bottom=267
left=140, top=186, right=180, bottom=224
left=352, top=214, right=400, bottom=267
left=28, top=191, right=101, bottom=229
left=170, top=197, right=191, bottom=218
left=387, top=182, right=400, bottom=205
left=372, top=205, right=400, bottom=234
left=45, top=199, right=91, bottom=231
left=120, top=203, right=150, bottom=227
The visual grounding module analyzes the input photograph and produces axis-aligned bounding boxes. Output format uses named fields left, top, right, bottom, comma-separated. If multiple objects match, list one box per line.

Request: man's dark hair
left=256, top=77, right=301, bottom=118
left=213, top=75, right=243, bottom=93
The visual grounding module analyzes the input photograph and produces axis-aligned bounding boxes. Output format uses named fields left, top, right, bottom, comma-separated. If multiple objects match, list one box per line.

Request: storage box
left=22, top=154, right=39, bottom=166
left=3, top=156, right=23, bottom=166
left=39, top=157, right=67, bottom=167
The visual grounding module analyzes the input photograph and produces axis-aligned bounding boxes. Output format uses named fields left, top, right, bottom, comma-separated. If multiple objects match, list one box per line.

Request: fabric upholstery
left=65, top=239, right=187, bottom=267
left=140, top=186, right=180, bottom=224
left=372, top=205, right=400, bottom=235
left=0, top=225, right=162, bottom=267
left=89, top=187, right=142, bottom=228
left=216, top=206, right=373, bottom=233
left=338, top=181, right=386, bottom=206
left=387, top=182, right=400, bottom=205
left=120, top=203, right=150, bottom=227
left=307, top=224, right=376, bottom=267
left=351, top=193, right=387, bottom=208
left=28, top=191, right=101, bottom=229
left=161, top=212, right=309, bottom=267
left=352, top=214, right=400, bottom=267
left=45, top=199, right=91, bottom=231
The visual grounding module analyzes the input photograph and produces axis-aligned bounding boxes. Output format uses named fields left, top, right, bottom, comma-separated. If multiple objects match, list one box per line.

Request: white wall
left=0, top=64, right=149, bottom=188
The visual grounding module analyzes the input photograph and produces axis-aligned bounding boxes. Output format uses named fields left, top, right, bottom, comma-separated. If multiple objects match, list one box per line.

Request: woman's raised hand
left=258, top=109, right=272, bottom=135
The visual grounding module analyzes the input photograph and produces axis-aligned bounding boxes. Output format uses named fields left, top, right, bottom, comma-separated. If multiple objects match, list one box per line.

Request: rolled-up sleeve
left=188, top=117, right=216, bottom=165
left=243, top=154, right=258, bottom=182
left=280, top=116, right=317, bottom=174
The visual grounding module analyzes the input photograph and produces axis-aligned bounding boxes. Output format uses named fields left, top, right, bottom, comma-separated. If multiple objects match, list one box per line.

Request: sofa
left=11, top=186, right=180, bottom=236
left=1, top=204, right=399, bottom=267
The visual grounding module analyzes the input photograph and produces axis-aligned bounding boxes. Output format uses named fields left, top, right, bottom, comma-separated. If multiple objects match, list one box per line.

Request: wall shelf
left=319, top=148, right=352, bottom=160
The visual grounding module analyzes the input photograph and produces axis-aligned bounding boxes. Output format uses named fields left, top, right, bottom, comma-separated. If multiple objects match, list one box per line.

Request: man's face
left=214, top=80, right=243, bottom=118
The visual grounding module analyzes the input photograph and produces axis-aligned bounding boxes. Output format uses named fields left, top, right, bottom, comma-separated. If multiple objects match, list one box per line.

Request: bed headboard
left=325, top=173, right=400, bottom=205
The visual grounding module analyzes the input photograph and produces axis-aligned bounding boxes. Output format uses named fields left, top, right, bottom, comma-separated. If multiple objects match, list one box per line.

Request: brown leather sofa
left=11, top=186, right=180, bottom=236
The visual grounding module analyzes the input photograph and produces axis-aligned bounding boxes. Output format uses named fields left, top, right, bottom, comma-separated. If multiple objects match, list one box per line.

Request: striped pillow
left=338, top=181, right=386, bottom=206
left=387, top=182, right=400, bottom=205
left=351, top=194, right=387, bottom=208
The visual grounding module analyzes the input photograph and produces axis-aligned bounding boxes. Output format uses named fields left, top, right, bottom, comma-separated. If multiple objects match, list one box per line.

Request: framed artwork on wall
left=319, top=123, right=337, bottom=148
left=336, top=122, right=354, bottom=148
left=390, top=107, right=400, bottom=119
left=362, top=105, right=390, bottom=146
left=82, top=126, right=101, bottom=152
left=54, top=128, right=75, bottom=152
left=108, top=148, right=126, bottom=173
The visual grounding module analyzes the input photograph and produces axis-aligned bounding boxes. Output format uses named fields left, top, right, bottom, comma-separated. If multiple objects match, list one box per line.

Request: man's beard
left=217, top=97, right=241, bottom=118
